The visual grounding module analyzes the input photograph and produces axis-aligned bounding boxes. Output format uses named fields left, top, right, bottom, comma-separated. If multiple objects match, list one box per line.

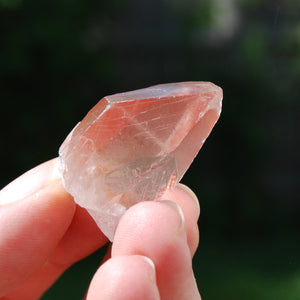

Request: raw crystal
left=59, top=82, right=223, bottom=240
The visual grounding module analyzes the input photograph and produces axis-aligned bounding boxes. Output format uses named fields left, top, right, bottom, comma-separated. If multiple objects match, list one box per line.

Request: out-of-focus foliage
left=0, top=0, right=22, bottom=9
left=0, top=0, right=299, bottom=299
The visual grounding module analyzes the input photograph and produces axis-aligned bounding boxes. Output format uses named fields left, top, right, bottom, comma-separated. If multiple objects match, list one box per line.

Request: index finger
left=0, top=159, right=76, bottom=296
left=0, top=159, right=108, bottom=299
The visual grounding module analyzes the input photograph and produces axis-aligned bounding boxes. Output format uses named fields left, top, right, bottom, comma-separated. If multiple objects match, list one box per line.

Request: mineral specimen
left=59, top=82, right=223, bottom=240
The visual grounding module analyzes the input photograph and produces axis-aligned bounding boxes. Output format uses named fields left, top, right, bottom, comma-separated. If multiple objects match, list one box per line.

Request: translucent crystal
left=59, top=82, right=223, bottom=240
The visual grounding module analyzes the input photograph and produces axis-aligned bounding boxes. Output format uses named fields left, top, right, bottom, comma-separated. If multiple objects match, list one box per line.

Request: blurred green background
left=1, top=0, right=299, bottom=299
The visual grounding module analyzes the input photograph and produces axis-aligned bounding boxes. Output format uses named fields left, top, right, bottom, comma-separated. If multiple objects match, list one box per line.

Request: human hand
left=0, top=158, right=201, bottom=300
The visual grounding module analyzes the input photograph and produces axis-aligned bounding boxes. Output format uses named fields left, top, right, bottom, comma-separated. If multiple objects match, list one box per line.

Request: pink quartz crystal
left=59, top=82, right=223, bottom=240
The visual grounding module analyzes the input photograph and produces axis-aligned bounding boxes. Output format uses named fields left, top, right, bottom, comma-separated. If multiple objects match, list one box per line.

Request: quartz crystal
left=59, top=82, right=223, bottom=240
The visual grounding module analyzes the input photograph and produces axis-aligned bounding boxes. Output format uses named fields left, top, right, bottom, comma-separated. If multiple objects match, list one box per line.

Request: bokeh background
left=1, top=0, right=299, bottom=299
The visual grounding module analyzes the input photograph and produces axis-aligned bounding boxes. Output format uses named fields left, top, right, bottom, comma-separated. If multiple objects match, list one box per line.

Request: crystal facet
left=59, top=82, right=223, bottom=240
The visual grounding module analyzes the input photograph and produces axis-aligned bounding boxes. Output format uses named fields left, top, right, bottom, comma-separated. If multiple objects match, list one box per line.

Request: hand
left=0, top=158, right=201, bottom=300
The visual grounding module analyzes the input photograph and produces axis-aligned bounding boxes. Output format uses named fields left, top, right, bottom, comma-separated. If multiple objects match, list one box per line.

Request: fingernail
left=157, top=200, right=186, bottom=235
left=0, top=158, right=60, bottom=205
left=177, top=183, right=200, bottom=217
left=139, top=256, right=157, bottom=284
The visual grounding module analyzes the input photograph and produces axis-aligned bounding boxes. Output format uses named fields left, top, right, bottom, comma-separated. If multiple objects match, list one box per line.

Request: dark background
left=1, top=0, right=299, bottom=299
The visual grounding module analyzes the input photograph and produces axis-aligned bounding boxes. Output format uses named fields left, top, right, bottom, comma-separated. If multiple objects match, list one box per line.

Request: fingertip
left=86, top=255, right=159, bottom=300
left=176, top=183, right=200, bottom=217
left=111, top=201, right=200, bottom=300
left=157, top=200, right=186, bottom=236
left=113, top=200, right=186, bottom=255
left=162, top=184, right=200, bottom=256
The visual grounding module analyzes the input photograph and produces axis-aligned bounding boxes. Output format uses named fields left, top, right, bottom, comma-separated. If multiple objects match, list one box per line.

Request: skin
left=0, top=158, right=201, bottom=300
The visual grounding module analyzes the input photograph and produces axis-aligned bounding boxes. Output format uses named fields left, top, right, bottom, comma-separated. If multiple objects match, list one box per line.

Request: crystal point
left=59, top=82, right=223, bottom=240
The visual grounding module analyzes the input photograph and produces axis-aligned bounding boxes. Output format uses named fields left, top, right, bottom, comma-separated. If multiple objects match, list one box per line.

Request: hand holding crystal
left=0, top=81, right=222, bottom=299
left=0, top=158, right=201, bottom=299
